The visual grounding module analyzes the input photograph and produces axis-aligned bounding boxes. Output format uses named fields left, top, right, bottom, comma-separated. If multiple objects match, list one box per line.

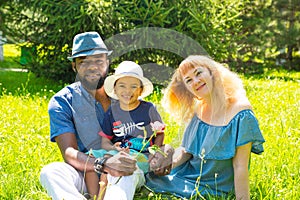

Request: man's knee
left=40, top=162, right=60, bottom=184
left=40, top=162, right=68, bottom=185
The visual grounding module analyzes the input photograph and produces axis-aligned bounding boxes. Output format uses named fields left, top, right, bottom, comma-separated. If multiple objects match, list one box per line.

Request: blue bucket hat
left=67, top=31, right=112, bottom=61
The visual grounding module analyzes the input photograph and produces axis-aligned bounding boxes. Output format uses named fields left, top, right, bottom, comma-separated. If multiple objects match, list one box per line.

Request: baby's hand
left=150, top=121, right=165, bottom=133
left=114, top=142, right=130, bottom=153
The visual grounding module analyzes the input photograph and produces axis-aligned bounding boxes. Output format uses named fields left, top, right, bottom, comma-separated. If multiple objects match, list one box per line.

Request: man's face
left=74, top=54, right=109, bottom=90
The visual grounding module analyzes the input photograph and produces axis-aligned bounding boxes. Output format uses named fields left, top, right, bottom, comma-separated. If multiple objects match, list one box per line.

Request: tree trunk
left=0, top=31, right=4, bottom=61
left=287, top=0, right=295, bottom=70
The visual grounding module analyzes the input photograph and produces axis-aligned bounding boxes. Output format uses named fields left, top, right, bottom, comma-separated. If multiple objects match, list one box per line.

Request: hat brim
left=104, top=74, right=153, bottom=100
left=67, top=49, right=113, bottom=61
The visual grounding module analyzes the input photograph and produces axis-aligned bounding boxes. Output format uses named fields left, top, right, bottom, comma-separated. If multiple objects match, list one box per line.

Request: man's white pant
left=40, top=162, right=145, bottom=200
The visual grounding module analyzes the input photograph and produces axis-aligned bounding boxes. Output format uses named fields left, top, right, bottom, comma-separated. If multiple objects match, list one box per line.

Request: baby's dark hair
left=114, top=78, right=143, bottom=87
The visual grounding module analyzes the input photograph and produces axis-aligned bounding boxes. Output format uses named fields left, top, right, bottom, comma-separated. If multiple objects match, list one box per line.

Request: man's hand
left=102, top=151, right=137, bottom=177
left=149, top=144, right=174, bottom=176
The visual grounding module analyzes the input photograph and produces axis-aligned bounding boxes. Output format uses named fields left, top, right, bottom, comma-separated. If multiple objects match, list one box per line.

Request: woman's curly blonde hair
left=162, top=55, right=246, bottom=124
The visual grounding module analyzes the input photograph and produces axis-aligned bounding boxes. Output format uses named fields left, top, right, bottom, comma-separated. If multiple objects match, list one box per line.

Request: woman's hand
left=149, top=144, right=174, bottom=176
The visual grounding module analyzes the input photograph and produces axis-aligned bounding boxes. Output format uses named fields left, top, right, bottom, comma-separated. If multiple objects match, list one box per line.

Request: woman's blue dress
left=145, top=109, right=265, bottom=198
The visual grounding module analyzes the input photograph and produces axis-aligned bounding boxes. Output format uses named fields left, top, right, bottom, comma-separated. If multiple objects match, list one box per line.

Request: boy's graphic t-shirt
left=99, top=100, right=164, bottom=152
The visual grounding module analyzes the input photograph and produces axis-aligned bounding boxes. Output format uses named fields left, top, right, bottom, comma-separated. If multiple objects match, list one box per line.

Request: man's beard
left=76, top=73, right=107, bottom=90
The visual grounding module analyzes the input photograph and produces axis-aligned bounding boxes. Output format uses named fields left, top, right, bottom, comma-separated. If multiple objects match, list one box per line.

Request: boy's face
left=114, top=76, right=143, bottom=110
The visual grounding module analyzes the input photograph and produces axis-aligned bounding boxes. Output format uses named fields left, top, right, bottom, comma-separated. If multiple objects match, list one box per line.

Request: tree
left=0, top=0, right=272, bottom=82
left=0, top=0, right=112, bottom=81
left=242, top=0, right=300, bottom=71
left=271, top=0, right=300, bottom=70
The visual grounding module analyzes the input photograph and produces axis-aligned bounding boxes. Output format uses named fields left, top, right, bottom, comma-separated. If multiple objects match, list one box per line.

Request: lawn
left=0, top=44, right=299, bottom=199
left=0, top=44, right=23, bottom=69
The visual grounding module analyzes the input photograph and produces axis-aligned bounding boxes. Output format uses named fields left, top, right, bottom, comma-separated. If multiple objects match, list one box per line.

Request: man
left=40, top=32, right=144, bottom=200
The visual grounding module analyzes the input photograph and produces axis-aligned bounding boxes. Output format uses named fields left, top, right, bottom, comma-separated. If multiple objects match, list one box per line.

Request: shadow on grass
left=0, top=70, right=66, bottom=97
left=0, top=56, right=23, bottom=69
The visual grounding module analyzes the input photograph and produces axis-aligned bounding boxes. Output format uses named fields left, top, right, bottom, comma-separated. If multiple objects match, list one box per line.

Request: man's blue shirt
left=48, top=82, right=104, bottom=153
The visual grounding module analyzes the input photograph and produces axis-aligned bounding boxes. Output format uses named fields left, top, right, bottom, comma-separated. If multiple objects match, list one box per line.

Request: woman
left=146, top=55, right=265, bottom=199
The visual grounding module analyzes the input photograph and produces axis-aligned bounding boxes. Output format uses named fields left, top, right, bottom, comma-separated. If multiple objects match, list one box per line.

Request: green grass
left=243, top=76, right=300, bottom=199
left=0, top=45, right=299, bottom=199
left=0, top=71, right=64, bottom=97
left=0, top=44, right=23, bottom=69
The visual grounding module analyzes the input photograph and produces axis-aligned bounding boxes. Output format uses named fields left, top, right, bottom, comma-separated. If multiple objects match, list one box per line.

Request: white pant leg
left=104, top=168, right=145, bottom=200
left=40, top=162, right=88, bottom=200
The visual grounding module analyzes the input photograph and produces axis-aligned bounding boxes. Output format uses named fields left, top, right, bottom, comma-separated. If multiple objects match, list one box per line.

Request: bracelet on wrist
left=94, top=157, right=108, bottom=174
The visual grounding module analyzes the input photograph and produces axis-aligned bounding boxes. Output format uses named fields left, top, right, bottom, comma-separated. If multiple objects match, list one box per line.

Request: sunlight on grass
left=0, top=71, right=299, bottom=199
left=0, top=94, right=60, bottom=199
left=3, top=44, right=21, bottom=57
left=0, top=44, right=22, bottom=69
left=0, top=43, right=299, bottom=200
left=243, top=76, right=300, bottom=199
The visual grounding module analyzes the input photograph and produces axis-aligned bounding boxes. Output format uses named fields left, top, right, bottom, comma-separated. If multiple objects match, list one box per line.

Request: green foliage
left=187, top=0, right=245, bottom=60
left=0, top=0, right=112, bottom=82
left=240, top=0, right=300, bottom=71
left=271, top=0, right=300, bottom=70
left=106, top=0, right=183, bottom=72
left=0, top=0, right=288, bottom=82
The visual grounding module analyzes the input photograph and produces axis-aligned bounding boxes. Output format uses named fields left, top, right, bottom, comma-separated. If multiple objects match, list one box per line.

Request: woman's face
left=181, top=66, right=213, bottom=99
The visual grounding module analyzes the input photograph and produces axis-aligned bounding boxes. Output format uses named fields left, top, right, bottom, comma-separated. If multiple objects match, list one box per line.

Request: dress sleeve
left=235, top=110, right=265, bottom=155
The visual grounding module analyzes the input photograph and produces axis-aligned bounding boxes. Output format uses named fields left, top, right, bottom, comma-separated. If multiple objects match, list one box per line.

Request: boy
left=86, top=61, right=165, bottom=199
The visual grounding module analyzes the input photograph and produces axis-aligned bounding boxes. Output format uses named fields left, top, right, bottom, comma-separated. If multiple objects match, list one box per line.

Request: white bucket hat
left=104, top=61, right=153, bottom=100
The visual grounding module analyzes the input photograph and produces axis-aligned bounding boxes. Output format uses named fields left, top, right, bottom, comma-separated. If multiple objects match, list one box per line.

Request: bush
left=0, top=0, right=248, bottom=83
